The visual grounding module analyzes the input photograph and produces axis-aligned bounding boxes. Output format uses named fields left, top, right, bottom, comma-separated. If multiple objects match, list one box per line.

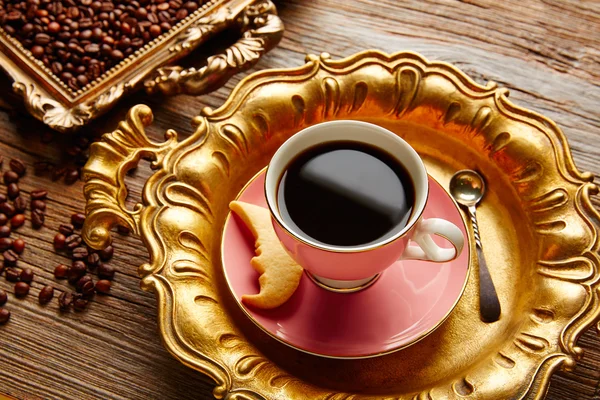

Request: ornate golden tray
left=0, top=0, right=283, bottom=133
left=81, top=51, right=600, bottom=399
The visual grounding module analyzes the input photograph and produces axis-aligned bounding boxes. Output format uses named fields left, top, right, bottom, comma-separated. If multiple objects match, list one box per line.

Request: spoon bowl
left=449, top=170, right=485, bottom=207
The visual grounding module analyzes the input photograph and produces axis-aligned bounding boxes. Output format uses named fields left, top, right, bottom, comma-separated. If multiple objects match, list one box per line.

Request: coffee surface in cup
left=277, top=141, right=414, bottom=246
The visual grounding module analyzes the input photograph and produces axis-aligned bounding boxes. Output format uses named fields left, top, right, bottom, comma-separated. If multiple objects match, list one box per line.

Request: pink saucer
left=222, top=171, right=470, bottom=359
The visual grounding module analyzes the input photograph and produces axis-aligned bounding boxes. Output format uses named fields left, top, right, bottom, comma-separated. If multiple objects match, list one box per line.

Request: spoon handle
left=468, top=205, right=501, bottom=322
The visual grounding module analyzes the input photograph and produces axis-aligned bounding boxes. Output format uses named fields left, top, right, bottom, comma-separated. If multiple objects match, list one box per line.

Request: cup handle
left=401, top=218, right=465, bottom=262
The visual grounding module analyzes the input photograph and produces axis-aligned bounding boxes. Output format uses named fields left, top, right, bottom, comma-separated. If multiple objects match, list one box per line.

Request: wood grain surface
left=0, top=0, right=598, bottom=399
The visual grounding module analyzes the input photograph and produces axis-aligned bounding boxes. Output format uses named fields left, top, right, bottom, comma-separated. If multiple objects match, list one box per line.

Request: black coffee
left=277, top=141, right=415, bottom=247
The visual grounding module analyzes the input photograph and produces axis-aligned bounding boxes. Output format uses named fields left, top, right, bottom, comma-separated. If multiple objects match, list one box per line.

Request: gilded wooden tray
left=81, top=51, right=600, bottom=399
left=0, top=0, right=283, bottom=133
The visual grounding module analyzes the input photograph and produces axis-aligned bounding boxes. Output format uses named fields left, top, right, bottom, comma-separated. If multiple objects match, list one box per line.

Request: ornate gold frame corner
left=0, top=0, right=283, bottom=133
left=81, top=51, right=600, bottom=399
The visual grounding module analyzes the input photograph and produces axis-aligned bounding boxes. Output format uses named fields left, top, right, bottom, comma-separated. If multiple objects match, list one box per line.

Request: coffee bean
left=14, top=282, right=30, bottom=298
left=71, top=213, right=86, bottom=228
left=31, top=45, right=45, bottom=58
left=98, top=245, right=113, bottom=261
left=3, top=171, right=19, bottom=184
left=54, top=233, right=67, bottom=250
left=4, top=250, right=18, bottom=267
left=72, top=246, right=89, bottom=260
left=0, top=214, right=6, bottom=226
left=149, top=24, right=161, bottom=37
left=65, top=234, right=82, bottom=249
left=10, top=214, right=25, bottom=229
left=54, top=264, right=70, bottom=279
left=87, top=253, right=101, bottom=268
left=81, top=280, right=95, bottom=297
left=0, top=203, right=15, bottom=218
left=98, top=264, right=115, bottom=280
left=5, top=268, right=19, bottom=282
left=0, top=309, right=10, bottom=325
left=0, top=226, right=10, bottom=238
left=35, top=33, right=51, bottom=45
left=7, top=183, right=19, bottom=199
left=76, top=275, right=93, bottom=292
left=30, top=189, right=48, bottom=200
left=12, top=239, right=25, bottom=254
left=30, top=199, right=46, bottom=211
left=13, top=197, right=27, bottom=213
left=59, top=224, right=74, bottom=236
left=51, top=166, right=66, bottom=181
left=0, top=289, right=7, bottom=305
left=58, top=291, right=73, bottom=310
left=39, top=285, right=55, bottom=304
left=95, top=279, right=111, bottom=294
left=175, top=8, right=187, bottom=19
left=0, top=195, right=7, bottom=204
left=48, top=21, right=61, bottom=33
left=68, top=260, right=87, bottom=284
left=33, top=161, right=53, bottom=176
left=64, top=168, right=80, bottom=184
left=9, top=159, right=26, bottom=177
left=73, top=295, right=88, bottom=311
left=20, top=268, right=33, bottom=283
left=31, top=209, right=45, bottom=229
left=0, top=238, right=13, bottom=252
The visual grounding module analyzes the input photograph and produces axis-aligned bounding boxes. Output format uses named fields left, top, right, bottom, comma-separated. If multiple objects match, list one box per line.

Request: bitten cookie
left=229, top=201, right=304, bottom=309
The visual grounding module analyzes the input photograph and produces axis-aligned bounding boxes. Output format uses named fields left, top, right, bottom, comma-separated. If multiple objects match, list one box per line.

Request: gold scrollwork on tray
left=82, top=51, right=600, bottom=399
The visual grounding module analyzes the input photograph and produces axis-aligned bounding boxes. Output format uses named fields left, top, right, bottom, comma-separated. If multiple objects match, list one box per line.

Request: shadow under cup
left=264, top=120, right=430, bottom=292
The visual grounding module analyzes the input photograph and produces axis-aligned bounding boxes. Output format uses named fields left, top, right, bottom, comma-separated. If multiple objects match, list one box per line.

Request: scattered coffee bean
left=64, top=168, right=80, bottom=185
left=0, top=195, right=6, bottom=204
left=3, top=171, right=19, bottom=185
left=39, top=285, right=55, bottom=304
left=31, top=207, right=44, bottom=226
left=87, top=253, right=101, bottom=269
left=0, top=289, right=7, bottom=305
left=30, top=189, right=48, bottom=200
left=51, top=167, right=67, bottom=182
left=98, top=264, right=115, bottom=280
left=95, top=279, right=111, bottom=294
left=72, top=246, right=89, bottom=260
left=19, top=268, right=33, bottom=283
left=0, top=214, right=6, bottom=226
left=5, top=268, right=19, bottom=282
left=13, top=197, right=26, bottom=213
left=33, top=161, right=53, bottom=176
left=54, top=233, right=66, bottom=250
left=0, top=309, right=10, bottom=325
left=98, top=245, right=114, bottom=261
left=76, top=275, right=93, bottom=292
left=31, top=208, right=44, bottom=229
left=0, top=226, right=10, bottom=238
left=30, top=200, right=46, bottom=211
left=81, top=280, right=95, bottom=297
left=10, top=214, right=25, bottom=229
left=7, top=183, right=19, bottom=199
left=3, top=250, right=18, bottom=267
left=73, top=296, right=88, bottom=312
left=65, top=234, right=82, bottom=250
left=58, top=291, right=73, bottom=310
left=68, top=261, right=87, bottom=284
left=54, top=264, right=70, bottom=279
left=58, top=224, right=74, bottom=236
left=9, top=159, right=26, bottom=177
left=0, top=202, right=15, bottom=217
left=14, top=282, right=30, bottom=298
left=71, top=213, right=86, bottom=228
left=12, top=239, right=25, bottom=254
left=0, top=238, right=13, bottom=252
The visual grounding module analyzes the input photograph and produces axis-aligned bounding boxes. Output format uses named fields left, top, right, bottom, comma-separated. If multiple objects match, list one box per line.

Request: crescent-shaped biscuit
left=229, top=201, right=304, bottom=309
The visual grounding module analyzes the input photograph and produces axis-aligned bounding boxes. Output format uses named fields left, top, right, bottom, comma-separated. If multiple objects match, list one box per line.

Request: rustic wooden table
left=0, top=0, right=598, bottom=399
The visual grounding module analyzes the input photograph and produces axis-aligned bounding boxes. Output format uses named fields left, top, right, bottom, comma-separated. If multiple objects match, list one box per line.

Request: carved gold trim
left=82, top=51, right=600, bottom=399
left=0, top=0, right=283, bottom=132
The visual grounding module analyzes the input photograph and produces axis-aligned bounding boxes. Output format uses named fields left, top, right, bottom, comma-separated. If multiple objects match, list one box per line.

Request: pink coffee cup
left=265, top=120, right=464, bottom=290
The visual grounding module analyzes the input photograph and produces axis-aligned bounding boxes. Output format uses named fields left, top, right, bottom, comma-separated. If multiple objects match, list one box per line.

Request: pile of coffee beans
left=0, top=158, right=50, bottom=324
left=0, top=0, right=207, bottom=91
left=52, top=212, right=116, bottom=312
